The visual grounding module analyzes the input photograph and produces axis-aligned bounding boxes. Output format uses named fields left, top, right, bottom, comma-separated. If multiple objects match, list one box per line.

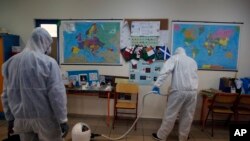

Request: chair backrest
left=115, top=78, right=129, bottom=84
left=115, top=83, right=138, bottom=94
left=237, top=94, right=250, bottom=105
left=212, top=93, right=238, bottom=106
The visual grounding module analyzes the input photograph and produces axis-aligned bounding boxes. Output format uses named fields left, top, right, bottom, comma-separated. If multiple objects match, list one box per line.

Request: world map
left=60, top=21, right=121, bottom=64
left=172, top=22, right=240, bottom=70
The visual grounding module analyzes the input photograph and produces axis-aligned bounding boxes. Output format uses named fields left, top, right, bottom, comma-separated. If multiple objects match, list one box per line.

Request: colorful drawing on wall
left=59, top=20, right=121, bottom=65
left=172, top=21, right=241, bottom=71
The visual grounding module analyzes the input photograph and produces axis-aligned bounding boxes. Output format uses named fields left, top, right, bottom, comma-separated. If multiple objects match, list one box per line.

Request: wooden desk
left=200, top=90, right=217, bottom=129
left=66, top=85, right=113, bottom=127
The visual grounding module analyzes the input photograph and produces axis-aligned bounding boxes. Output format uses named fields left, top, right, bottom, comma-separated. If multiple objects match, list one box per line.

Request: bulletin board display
left=121, top=19, right=169, bottom=85
left=129, top=60, right=164, bottom=85
left=67, top=70, right=99, bottom=86
left=59, top=20, right=122, bottom=65
left=171, top=21, right=241, bottom=71
left=126, top=19, right=168, bottom=30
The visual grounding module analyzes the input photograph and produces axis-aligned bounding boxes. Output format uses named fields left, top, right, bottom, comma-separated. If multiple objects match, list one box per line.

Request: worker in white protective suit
left=151, top=47, right=198, bottom=141
left=1, top=27, right=69, bottom=141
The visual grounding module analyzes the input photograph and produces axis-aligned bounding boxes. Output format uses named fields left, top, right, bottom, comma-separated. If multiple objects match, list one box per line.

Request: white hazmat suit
left=1, top=27, right=68, bottom=141
left=154, top=47, right=198, bottom=141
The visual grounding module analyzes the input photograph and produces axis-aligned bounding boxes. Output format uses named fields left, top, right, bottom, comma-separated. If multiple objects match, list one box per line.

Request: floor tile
left=126, top=135, right=143, bottom=141
left=0, top=116, right=232, bottom=141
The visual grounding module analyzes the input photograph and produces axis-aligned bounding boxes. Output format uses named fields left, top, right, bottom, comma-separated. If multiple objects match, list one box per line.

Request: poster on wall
left=129, top=60, right=164, bottom=85
left=172, top=21, right=241, bottom=71
left=67, top=70, right=99, bottom=86
left=131, top=21, right=160, bottom=36
left=59, top=20, right=122, bottom=65
left=125, top=20, right=169, bottom=85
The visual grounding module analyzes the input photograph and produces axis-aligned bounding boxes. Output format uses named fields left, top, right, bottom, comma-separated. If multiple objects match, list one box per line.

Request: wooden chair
left=112, top=83, right=139, bottom=130
left=204, top=93, right=238, bottom=137
left=234, top=94, right=250, bottom=122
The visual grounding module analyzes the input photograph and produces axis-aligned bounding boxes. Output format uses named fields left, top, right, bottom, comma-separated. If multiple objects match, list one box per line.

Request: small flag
left=120, top=46, right=134, bottom=61
left=155, top=46, right=171, bottom=60
left=141, top=46, right=156, bottom=64
left=132, top=45, right=143, bottom=60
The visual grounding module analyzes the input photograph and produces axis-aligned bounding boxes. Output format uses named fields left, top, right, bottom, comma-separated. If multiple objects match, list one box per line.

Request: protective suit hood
left=25, top=27, right=52, bottom=54
left=154, top=46, right=198, bottom=91
left=174, top=47, right=186, bottom=55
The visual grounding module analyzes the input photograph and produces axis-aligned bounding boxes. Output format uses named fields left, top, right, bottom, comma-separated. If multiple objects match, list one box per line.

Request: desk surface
left=67, top=85, right=113, bottom=92
left=200, top=89, right=222, bottom=98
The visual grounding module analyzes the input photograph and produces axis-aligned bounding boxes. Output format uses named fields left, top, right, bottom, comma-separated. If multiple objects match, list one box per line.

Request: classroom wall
left=0, top=0, right=250, bottom=120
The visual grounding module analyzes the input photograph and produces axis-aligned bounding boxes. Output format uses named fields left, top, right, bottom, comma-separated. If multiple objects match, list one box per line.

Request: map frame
left=171, top=21, right=241, bottom=71
left=59, top=19, right=122, bottom=65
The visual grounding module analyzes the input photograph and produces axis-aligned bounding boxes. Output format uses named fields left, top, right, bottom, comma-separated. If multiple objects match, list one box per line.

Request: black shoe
left=152, top=133, right=162, bottom=141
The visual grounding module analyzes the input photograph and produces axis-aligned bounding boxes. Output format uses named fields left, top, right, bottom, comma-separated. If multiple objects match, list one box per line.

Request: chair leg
left=135, top=108, right=138, bottom=130
left=211, top=112, right=214, bottom=137
left=112, top=116, right=115, bottom=129
left=234, top=113, right=239, bottom=123
left=224, top=114, right=232, bottom=126
left=113, top=93, right=117, bottom=130
left=113, top=108, right=117, bottom=129
left=203, top=110, right=210, bottom=131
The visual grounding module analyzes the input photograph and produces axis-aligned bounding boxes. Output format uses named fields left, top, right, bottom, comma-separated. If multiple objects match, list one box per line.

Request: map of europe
left=172, top=22, right=240, bottom=70
left=61, top=21, right=120, bottom=64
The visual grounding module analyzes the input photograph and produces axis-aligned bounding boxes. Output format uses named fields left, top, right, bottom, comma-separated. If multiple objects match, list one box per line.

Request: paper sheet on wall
left=131, top=21, right=160, bottom=36
left=61, top=22, right=76, bottom=33
left=62, top=71, right=69, bottom=85
left=132, top=36, right=159, bottom=46
left=158, top=30, right=168, bottom=46
left=120, top=20, right=132, bottom=49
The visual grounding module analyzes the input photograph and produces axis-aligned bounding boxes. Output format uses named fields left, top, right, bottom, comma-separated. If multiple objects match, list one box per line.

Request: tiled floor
left=0, top=115, right=230, bottom=141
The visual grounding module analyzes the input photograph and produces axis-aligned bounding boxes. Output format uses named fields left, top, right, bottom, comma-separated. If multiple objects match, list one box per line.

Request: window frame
left=35, top=19, right=60, bottom=62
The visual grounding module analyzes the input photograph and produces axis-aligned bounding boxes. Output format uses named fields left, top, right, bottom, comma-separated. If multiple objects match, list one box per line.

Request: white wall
left=1, top=0, right=250, bottom=120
